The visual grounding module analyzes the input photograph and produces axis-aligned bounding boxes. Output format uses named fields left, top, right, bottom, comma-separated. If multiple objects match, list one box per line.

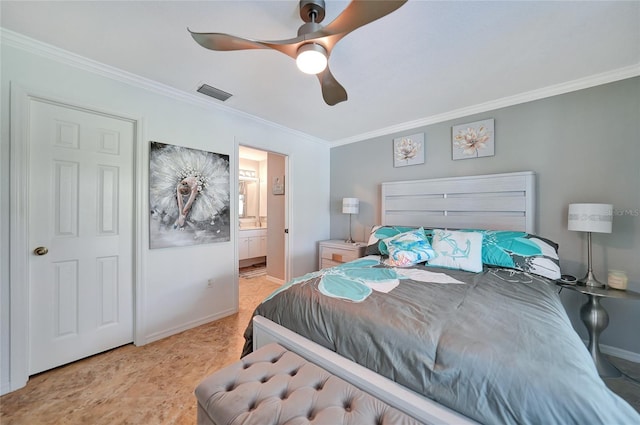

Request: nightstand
left=558, top=283, right=640, bottom=377
left=318, top=240, right=366, bottom=270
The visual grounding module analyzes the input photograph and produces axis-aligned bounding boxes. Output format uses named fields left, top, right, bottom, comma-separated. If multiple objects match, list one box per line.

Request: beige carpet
left=2, top=276, right=638, bottom=423
left=0, top=276, right=279, bottom=425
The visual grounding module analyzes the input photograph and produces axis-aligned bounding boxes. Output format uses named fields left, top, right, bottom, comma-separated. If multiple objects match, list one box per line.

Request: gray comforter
left=243, top=259, right=640, bottom=424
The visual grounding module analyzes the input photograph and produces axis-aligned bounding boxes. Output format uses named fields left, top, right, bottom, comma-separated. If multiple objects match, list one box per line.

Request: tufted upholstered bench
left=195, top=342, right=423, bottom=425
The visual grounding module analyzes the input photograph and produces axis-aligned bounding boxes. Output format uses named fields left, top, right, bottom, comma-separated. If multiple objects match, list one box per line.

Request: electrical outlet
left=207, top=278, right=215, bottom=288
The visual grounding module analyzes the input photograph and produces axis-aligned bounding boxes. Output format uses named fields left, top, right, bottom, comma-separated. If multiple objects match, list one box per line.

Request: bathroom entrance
left=238, top=146, right=288, bottom=283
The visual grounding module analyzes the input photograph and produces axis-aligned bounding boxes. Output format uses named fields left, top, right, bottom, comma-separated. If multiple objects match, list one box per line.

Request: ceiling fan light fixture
left=296, top=43, right=327, bottom=75
left=189, top=0, right=408, bottom=105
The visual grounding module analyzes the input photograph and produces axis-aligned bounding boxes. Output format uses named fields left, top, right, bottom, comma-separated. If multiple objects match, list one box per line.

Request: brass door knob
left=33, top=246, right=49, bottom=256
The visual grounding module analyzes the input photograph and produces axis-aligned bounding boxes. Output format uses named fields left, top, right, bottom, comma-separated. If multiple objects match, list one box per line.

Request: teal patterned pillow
left=428, top=229, right=484, bottom=273
left=364, top=225, right=418, bottom=255
left=478, top=230, right=561, bottom=280
left=385, top=228, right=435, bottom=267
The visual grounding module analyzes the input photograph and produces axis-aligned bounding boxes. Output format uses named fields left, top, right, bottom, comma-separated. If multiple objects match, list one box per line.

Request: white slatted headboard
left=381, top=171, right=536, bottom=233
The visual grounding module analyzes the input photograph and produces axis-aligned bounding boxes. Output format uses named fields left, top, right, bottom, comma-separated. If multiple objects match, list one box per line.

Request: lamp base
left=345, top=213, right=355, bottom=244
left=579, top=270, right=606, bottom=288
left=577, top=231, right=607, bottom=288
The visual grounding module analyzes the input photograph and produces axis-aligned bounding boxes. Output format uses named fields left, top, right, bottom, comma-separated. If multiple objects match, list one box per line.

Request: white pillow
left=428, top=229, right=483, bottom=273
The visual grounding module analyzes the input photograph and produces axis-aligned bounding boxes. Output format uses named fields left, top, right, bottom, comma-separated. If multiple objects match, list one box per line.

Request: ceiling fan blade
left=189, top=30, right=269, bottom=51
left=319, top=0, right=407, bottom=41
left=317, top=66, right=347, bottom=106
left=189, top=29, right=303, bottom=58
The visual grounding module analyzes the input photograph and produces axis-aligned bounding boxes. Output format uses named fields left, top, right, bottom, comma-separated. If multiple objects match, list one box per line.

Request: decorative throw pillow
left=364, top=225, right=419, bottom=256
left=478, top=230, right=561, bottom=280
left=428, top=229, right=483, bottom=273
left=384, top=228, right=435, bottom=267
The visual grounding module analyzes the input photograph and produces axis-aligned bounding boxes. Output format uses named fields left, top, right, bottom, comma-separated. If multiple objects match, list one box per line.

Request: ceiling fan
left=189, top=0, right=407, bottom=106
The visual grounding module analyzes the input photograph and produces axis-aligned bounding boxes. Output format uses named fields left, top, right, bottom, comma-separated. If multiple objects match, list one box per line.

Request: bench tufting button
left=289, top=369, right=298, bottom=377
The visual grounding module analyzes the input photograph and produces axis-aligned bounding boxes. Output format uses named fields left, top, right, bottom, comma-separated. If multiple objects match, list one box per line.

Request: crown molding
left=330, top=64, right=640, bottom=147
left=3, top=27, right=637, bottom=149
left=0, top=28, right=328, bottom=146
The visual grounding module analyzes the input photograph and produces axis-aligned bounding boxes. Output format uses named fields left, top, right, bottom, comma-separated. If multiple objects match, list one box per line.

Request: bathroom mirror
left=239, top=178, right=259, bottom=220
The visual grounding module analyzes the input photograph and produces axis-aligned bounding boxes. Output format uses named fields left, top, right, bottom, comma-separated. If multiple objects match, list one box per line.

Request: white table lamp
left=342, top=198, right=359, bottom=243
left=568, top=203, right=613, bottom=288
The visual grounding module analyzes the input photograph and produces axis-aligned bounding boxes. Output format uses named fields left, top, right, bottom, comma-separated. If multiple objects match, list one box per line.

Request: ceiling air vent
left=197, top=84, right=232, bottom=102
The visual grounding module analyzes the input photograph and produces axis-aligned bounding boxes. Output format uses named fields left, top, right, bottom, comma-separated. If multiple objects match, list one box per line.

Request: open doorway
left=238, top=146, right=288, bottom=284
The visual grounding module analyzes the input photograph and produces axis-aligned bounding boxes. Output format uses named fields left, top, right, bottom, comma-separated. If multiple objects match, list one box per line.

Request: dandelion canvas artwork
left=452, top=119, right=495, bottom=160
left=393, top=132, right=425, bottom=167
left=149, top=142, right=230, bottom=249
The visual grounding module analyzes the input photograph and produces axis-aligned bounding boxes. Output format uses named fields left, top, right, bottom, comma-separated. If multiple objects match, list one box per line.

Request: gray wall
left=330, top=77, right=640, bottom=356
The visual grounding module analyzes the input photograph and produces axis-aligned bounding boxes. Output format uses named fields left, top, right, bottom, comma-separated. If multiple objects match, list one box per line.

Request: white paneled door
left=28, top=99, right=134, bottom=375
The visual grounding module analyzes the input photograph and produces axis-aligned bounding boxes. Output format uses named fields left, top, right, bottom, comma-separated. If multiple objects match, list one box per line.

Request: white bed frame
left=253, top=171, right=536, bottom=424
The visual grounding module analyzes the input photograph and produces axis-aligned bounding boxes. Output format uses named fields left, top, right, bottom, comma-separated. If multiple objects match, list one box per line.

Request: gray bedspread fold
left=243, top=261, right=640, bottom=424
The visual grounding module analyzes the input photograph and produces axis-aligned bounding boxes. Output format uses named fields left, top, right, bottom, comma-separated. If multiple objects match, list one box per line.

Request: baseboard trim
left=598, top=343, right=640, bottom=363
left=144, top=308, right=237, bottom=344
left=1, top=382, right=13, bottom=396
left=266, top=275, right=285, bottom=285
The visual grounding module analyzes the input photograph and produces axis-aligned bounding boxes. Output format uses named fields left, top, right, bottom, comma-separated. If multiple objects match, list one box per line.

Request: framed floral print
left=452, top=119, right=495, bottom=160
left=393, top=132, right=425, bottom=167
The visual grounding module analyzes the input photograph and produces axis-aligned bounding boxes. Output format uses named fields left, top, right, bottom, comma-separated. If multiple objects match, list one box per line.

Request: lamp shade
left=568, top=203, right=613, bottom=234
left=342, top=198, right=359, bottom=215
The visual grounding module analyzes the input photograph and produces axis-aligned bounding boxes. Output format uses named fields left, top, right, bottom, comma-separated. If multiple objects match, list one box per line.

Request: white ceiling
left=2, top=1, right=639, bottom=145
